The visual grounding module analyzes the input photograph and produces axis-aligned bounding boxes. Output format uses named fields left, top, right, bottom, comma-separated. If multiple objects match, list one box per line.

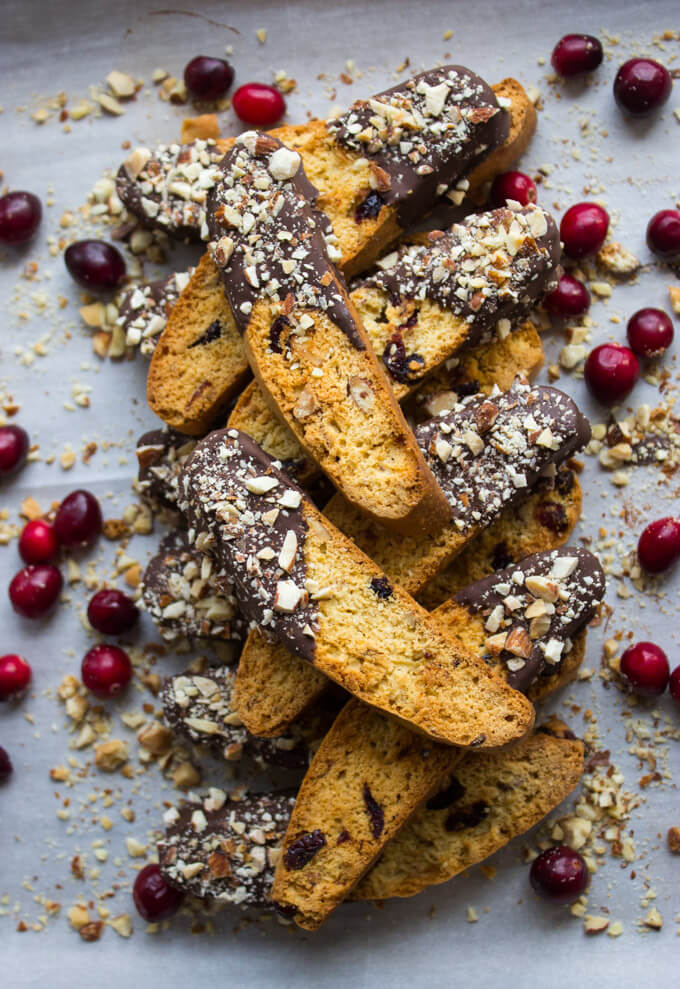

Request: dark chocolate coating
left=136, top=428, right=199, bottom=514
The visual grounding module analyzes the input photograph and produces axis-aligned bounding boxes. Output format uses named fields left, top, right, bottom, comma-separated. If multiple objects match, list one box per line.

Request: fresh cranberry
left=669, top=666, right=680, bottom=707
left=133, top=864, right=185, bottom=922
left=544, top=273, right=591, bottom=318
left=9, top=564, right=63, bottom=619
left=54, top=490, right=102, bottom=549
left=489, top=171, right=537, bottom=208
left=584, top=343, right=639, bottom=404
left=0, top=746, right=12, bottom=783
left=0, top=655, right=32, bottom=702
left=626, top=308, right=674, bottom=358
left=64, top=240, right=126, bottom=293
left=184, top=55, right=234, bottom=101
left=18, top=519, right=59, bottom=564
left=560, top=203, right=609, bottom=259
left=0, top=191, right=42, bottom=245
left=81, top=644, right=132, bottom=698
left=551, top=34, right=603, bottom=77
left=232, top=83, right=285, bottom=127
left=637, top=517, right=680, bottom=574
left=646, top=210, right=680, bottom=265
left=620, top=642, right=669, bottom=697
left=88, top=589, right=139, bottom=636
left=614, top=58, right=672, bottom=117
left=0, top=425, right=30, bottom=478
left=529, top=846, right=589, bottom=904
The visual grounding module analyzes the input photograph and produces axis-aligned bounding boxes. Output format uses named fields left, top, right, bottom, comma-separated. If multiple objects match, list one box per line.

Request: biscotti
left=117, top=269, right=192, bottom=357
left=136, top=427, right=198, bottom=519
left=205, top=132, right=448, bottom=536
left=178, top=428, right=534, bottom=748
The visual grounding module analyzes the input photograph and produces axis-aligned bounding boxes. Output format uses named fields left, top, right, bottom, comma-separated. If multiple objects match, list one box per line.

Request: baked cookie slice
left=178, top=428, right=533, bottom=749
left=205, top=132, right=448, bottom=535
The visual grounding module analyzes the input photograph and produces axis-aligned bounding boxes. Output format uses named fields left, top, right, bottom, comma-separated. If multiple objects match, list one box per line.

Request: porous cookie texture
left=159, top=792, right=295, bottom=907
left=178, top=428, right=534, bottom=748
left=206, top=131, right=448, bottom=535
left=117, top=270, right=192, bottom=357
left=353, top=726, right=584, bottom=900
left=271, top=699, right=463, bottom=930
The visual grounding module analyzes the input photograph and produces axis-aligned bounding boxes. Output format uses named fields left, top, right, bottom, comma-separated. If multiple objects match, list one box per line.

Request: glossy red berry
left=560, top=203, right=609, bottom=259
left=529, top=846, right=589, bottom=904
left=669, top=666, right=680, bottom=707
left=9, top=564, right=63, bottom=619
left=489, top=170, right=537, bottom=208
left=637, top=517, right=680, bottom=574
left=0, top=425, right=30, bottom=478
left=0, top=747, right=12, bottom=783
left=18, top=519, right=60, bottom=564
left=584, top=343, right=639, bottom=404
left=0, top=191, right=42, bottom=245
left=614, top=58, right=672, bottom=117
left=184, top=55, right=234, bottom=101
left=620, top=642, right=669, bottom=697
left=551, top=34, right=603, bottom=77
left=54, top=490, right=102, bottom=549
left=626, top=308, right=674, bottom=358
left=544, top=273, right=591, bottom=318
left=232, top=83, right=285, bottom=126
left=133, top=864, right=185, bottom=922
left=0, top=654, right=32, bottom=702
left=81, top=644, right=132, bottom=698
left=88, top=589, right=139, bottom=636
left=646, top=210, right=680, bottom=265
left=64, top=240, right=126, bottom=293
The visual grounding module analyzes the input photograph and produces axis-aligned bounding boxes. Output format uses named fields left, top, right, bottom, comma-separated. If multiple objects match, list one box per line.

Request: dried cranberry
left=614, top=58, right=672, bottom=117
left=382, top=332, right=425, bottom=384
left=646, top=209, right=680, bottom=265
left=444, top=801, right=489, bottom=832
left=283, top=830, right=326, bottom=869
left=133, top=864, right=185, bottom=922
left=551, top=34, right=603, bottom=77
left=426, top=776, right=465, bottom=810
left=620, top=641, right=669, bottom=697
left=491, top=541, right=513, bottom=571
left=184, top=56, right=234, bottom=101
left=9, top=564, right=63, bottom=619
left=536, top=501, right=568, bottom=533
left=370, top=576, right=393, bottom=599
left=584, top=343, right=639, bottom=404
left=637, top=516, right=680, bottom=574
left=555, top=468, right=575, bottom=496
left=0, top=654, right=32, bottom=702
left=560, top=203, right=609, bottom=259
left=188, top=320, right=222, bottom=349
left=0, top=746, right=12, bottom=783
left=0, top=424, right=30, bottom=477
left=81, top=644, right=132, bottom=699
left=54, top=490, right=102, bottom=549
left=530, top=845, right=589, bottom=904
left=18, top=519, right=59, bottom=564
left=232, top=83, right=285, bottom=126
left=363, top=784, right=384, bottom=839
left=544, top=273, right=591, bottom=318
left=489, top=170, right=537, bottom=207
left=0, top=191, right=42, bottom=245
left=64, top=240, right=126, bottom=293
left=669, top=666, right=680, bottom=707
left=355, top=191, right=384, bottom=222
left=269, top=315, right=291, bottom=354
left=626, top=308, right=674, bottom=358
left=87, top=589, right=139, bottom=636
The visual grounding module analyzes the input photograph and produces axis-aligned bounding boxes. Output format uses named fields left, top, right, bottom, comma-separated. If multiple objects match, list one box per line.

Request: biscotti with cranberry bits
left=205, top=132, right=448, bottom=536
left=178, top=428, right=534, bottom=748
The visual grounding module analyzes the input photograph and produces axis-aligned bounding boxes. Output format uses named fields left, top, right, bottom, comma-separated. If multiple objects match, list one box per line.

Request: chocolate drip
left=455, top=546, right=605, bottom=693
left=327, top=65, right=509, bottom=225
left=206, top=132, right=362, bottom=348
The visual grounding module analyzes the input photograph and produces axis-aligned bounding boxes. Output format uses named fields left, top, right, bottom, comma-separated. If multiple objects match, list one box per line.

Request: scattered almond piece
left=584, top=915, right=609, bottom=935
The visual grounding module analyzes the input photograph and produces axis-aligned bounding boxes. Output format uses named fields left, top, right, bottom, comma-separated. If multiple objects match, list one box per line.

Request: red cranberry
left=54, top=490, right=102, bottom=549
left=0, top=746, right=12, bottom=783
left=584, top=343, right=639, bottom=404
left=646, top=210, right=680, bottom=265
left=489, top=171, right=537, bottom=208
left=184, top=55, right=234, bottom=101
left=551, top=34, right=603, bottom=77
left=560, top=202, right=609, bottom=259
left=0, top=191, right=42, bottom=245
left=88, top=589, right=139, bottom=636
left=529, top=845, right=589, bottom=904
left=18, top=519, right=59, bottom=564
left=9, top=564, right=63, bottom=619
left=614, top=58, right=672, bottom=117
left=0, top=654, right=32, bottom=702
left=0, top=425, right=30, bottom=478
left=133, top=864, right=185, bottom=922
left=626, top=307, right=674, bottom=358
left=232, top=83, right=285, bottom=127
left=544, top=273, right=591, bottom=318
left=81, top=644, right=132, bottom=698
left=669, top=666, right=680, bottom=707
left=620, top=642, right=669, bottom=697
left=637, top=516, right=680, bottom=574
left=64, top=240, right=126, bottom=293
